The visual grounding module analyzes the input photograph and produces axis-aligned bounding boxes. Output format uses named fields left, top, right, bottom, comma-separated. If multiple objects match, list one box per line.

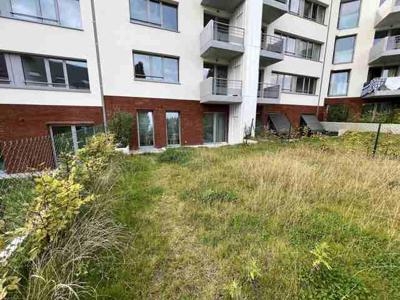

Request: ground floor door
left=203, top=112, right=227, bottom=144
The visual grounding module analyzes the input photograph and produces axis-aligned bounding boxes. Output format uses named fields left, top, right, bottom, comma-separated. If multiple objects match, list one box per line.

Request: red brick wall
left=0, top=104, right=103, bottom=173
left=258, top=104, right=324, bottom=127
left=0, top=104, right=103, bottom=140
left=104, top=96, right=229, bottom=149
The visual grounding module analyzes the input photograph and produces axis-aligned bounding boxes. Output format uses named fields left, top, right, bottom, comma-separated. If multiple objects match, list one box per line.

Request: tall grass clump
left=0, top=134, right=125, bottom=300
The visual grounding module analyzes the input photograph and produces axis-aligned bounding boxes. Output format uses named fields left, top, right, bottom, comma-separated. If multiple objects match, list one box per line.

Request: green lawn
left=83, top=136, right=400, bottom=299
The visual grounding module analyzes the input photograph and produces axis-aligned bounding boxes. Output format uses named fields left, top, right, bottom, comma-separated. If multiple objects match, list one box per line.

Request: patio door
left=137, top=111, right=155, bottom=148
left=203, top=112, right=227, bottom=144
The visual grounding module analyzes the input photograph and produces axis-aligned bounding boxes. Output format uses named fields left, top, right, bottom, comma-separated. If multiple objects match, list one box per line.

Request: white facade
left=0, top=0, right=102, bottom=107
left=0, top=0, right=397, bottom=144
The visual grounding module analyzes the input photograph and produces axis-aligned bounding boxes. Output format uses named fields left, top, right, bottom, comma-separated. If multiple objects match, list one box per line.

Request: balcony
left=361, top=77, right=400, bottom=98
left=200, top=21, right=245, bottom=61
left=263, top=0, right=288, bottom=24
left=260, top=35, right=284, bottom=67
left=257, top=83, right=280, bottom=103
left=369, top=35, right=400, bottom=65
left=201, top=0, right=244, bottom=12
left=375, top=0, right=400, bottom=28
left=200, top=77, right=242, bottom=104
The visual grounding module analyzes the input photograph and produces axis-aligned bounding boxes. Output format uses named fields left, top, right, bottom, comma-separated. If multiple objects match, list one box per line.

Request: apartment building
left=0, top=0, right=399, bottom=165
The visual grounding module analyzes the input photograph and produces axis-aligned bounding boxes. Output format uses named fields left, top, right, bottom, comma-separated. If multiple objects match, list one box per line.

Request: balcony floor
left=200, top=95, right=242, bottom=104
left=259, top=49, right=284, bottom=67
left=263, top=0, right=288, bottom=24
left=201, top=40, right=245, bottom=60
left=201, top=0, right=243, bottom=12
left=370, top=50, right=400, bottom=65
left=376, top=9, right=400, bottom=28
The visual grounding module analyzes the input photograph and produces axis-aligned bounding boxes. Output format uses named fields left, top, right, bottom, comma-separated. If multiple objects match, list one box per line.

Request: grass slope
left=88, top=137, right=400, bottom=299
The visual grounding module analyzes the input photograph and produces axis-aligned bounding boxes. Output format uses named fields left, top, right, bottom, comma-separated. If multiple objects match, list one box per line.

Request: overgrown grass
left=83, top=136, right=400, bottom=298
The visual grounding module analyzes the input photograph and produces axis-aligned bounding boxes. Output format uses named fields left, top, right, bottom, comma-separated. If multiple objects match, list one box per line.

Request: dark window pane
left=164, top=57, right=178, bottom=83
left=334, top=36, right=356, bottom=64
left=76, top=125, right=94, bottom=149
left=11, top=0, right=39, bottom=21
left=138, top=111, right=154, bottom=147
left=131, top=0, right=147, bottom=21
left=329, top=71, right=349, bottom=96
left=0, top=54, right=9, bottom=83
left=166, top=112, right=180, bottom=145
left=163, top=3, right=177, bottom=30
left=203, top=113, right=214, bottom=143
left=149, top=0, right=161, bottom=24
left=49, top=59, right=66, bottom=87
left=52, top=126, right=74, bottom=157
left=338, top=0, right=360, bottom=29
left=134, top=54, right=150, bottom=79
left=58, top=0, right=82, bottom=28
left=40, top=0, right=57, bottom=22
left=66, top=60, right=89, bottom=89
left=150, top=55, right=163, bottom=80
left=22, top=56, right=47, bottom=85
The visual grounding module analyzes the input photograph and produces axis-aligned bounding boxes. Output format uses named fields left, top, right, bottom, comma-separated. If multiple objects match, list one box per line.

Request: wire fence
left=0, top=125, right=104, bottom=191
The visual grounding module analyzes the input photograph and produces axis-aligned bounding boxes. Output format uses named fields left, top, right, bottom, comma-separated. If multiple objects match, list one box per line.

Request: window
left=329, top=71, right=350, bottom=96
left=50, top=125, right=94, bottom=159
left=66, top=60, right=90, bottom=89
left=276, top=32, right=321, bottom=61
left=203, top=112, right=226, bottom=144
left=289, top=0, right=326, bottom=24
left=4, top=0, right=82, bottom=28
left=0, top=54, right=9, bottom=84
left=137, top=111, right=155, bottom=147
left=333, top=35, right=356, bottom=64
left=338, top=0, right=361, bottom=30
left=327, top=104, right=350, bottom=122
left=134, top=52, right=179, bottom=83
left=166, top=112, right=180, bottom=146
left=272, top=72, right=317, bottom=95
left=130, top=0, right=178, bottom=31
left=20, top=54, right=89, bottom=90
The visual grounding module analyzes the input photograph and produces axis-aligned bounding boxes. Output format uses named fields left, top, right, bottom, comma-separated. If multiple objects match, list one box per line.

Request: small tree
left=108, top=112, right=134, bottom=148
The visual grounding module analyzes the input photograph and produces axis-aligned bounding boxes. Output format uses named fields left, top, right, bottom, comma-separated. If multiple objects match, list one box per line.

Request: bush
left=0, top=133, right=123, bottom=300
left=158, top=148, right=192, bottom=164
left=108, top=111, right=134, bottom=148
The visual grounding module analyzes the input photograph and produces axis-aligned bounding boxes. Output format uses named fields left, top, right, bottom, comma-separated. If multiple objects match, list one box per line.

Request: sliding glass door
left=203, top=112, right=227, bottom=144
left=166, top=112, right=180, bottom=146
left=137, top=111, right=154, bottom=148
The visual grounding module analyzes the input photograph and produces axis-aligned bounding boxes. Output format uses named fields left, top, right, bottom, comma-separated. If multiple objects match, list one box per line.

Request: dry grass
left=90, top=138, right=400, bottom=299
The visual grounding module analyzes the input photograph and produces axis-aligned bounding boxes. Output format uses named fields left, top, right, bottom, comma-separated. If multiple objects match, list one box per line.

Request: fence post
left=372, top=123, right=382, bottom=157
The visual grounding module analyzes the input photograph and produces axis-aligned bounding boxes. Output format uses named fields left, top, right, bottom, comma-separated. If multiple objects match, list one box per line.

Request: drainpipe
left=90, top=0, right=108, bottom=131
left=316, top=0, right=334, bottom=119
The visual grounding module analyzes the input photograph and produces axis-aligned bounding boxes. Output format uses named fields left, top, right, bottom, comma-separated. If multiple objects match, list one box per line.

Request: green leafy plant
left=0, top=272, right=20, bottom=300
left=108, top=111, right=134, bottom=148
left=226, top=280, right=243, bottom=300
left=310, top=242, right=332, bottom=271
left=246, top=258, right=262, bottom=282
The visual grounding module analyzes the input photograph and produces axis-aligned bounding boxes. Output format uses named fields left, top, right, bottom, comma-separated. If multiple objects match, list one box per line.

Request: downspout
left=316, top=0, right=334, bottom=119
left=90, top=0, right=108, bottom=132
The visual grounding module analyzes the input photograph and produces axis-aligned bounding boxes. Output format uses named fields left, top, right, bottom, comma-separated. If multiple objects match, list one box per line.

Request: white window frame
left=137, top=110, right=155, bottom=149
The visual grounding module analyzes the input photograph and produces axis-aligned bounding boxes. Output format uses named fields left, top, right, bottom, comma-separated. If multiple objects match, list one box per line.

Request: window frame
left=272, top=71, right=318, bottom=95
left=133, top=51, right=180, bottom=84
left=0, top=52, right=90, bottom=91
left=337, top=0, right=361, bottom=30
left=333, top=35, right=357, bottom=65
left=289, top=0, right=326, bottom=25
left=3, top=0, right=82, bottom=29
left=130, top=0, right=179, bottom=32
left=328, top=70, right=351, bottom=97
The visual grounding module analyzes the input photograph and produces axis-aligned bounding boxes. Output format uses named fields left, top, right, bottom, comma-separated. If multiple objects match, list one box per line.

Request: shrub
left=158, top=148, right=192, bottom=164
left=108, top=111, right=134, bottom=148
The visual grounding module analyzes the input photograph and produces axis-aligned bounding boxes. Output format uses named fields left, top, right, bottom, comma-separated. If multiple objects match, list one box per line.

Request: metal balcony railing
left=200, top=20, right=245, bottom=47
left=261, top=35, right=284, bottom=53
left=258, top=83, right=280, bottom=99
left=387, top=35, right=400, bottom=50
left=201, top=77, right=242, bottom=98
